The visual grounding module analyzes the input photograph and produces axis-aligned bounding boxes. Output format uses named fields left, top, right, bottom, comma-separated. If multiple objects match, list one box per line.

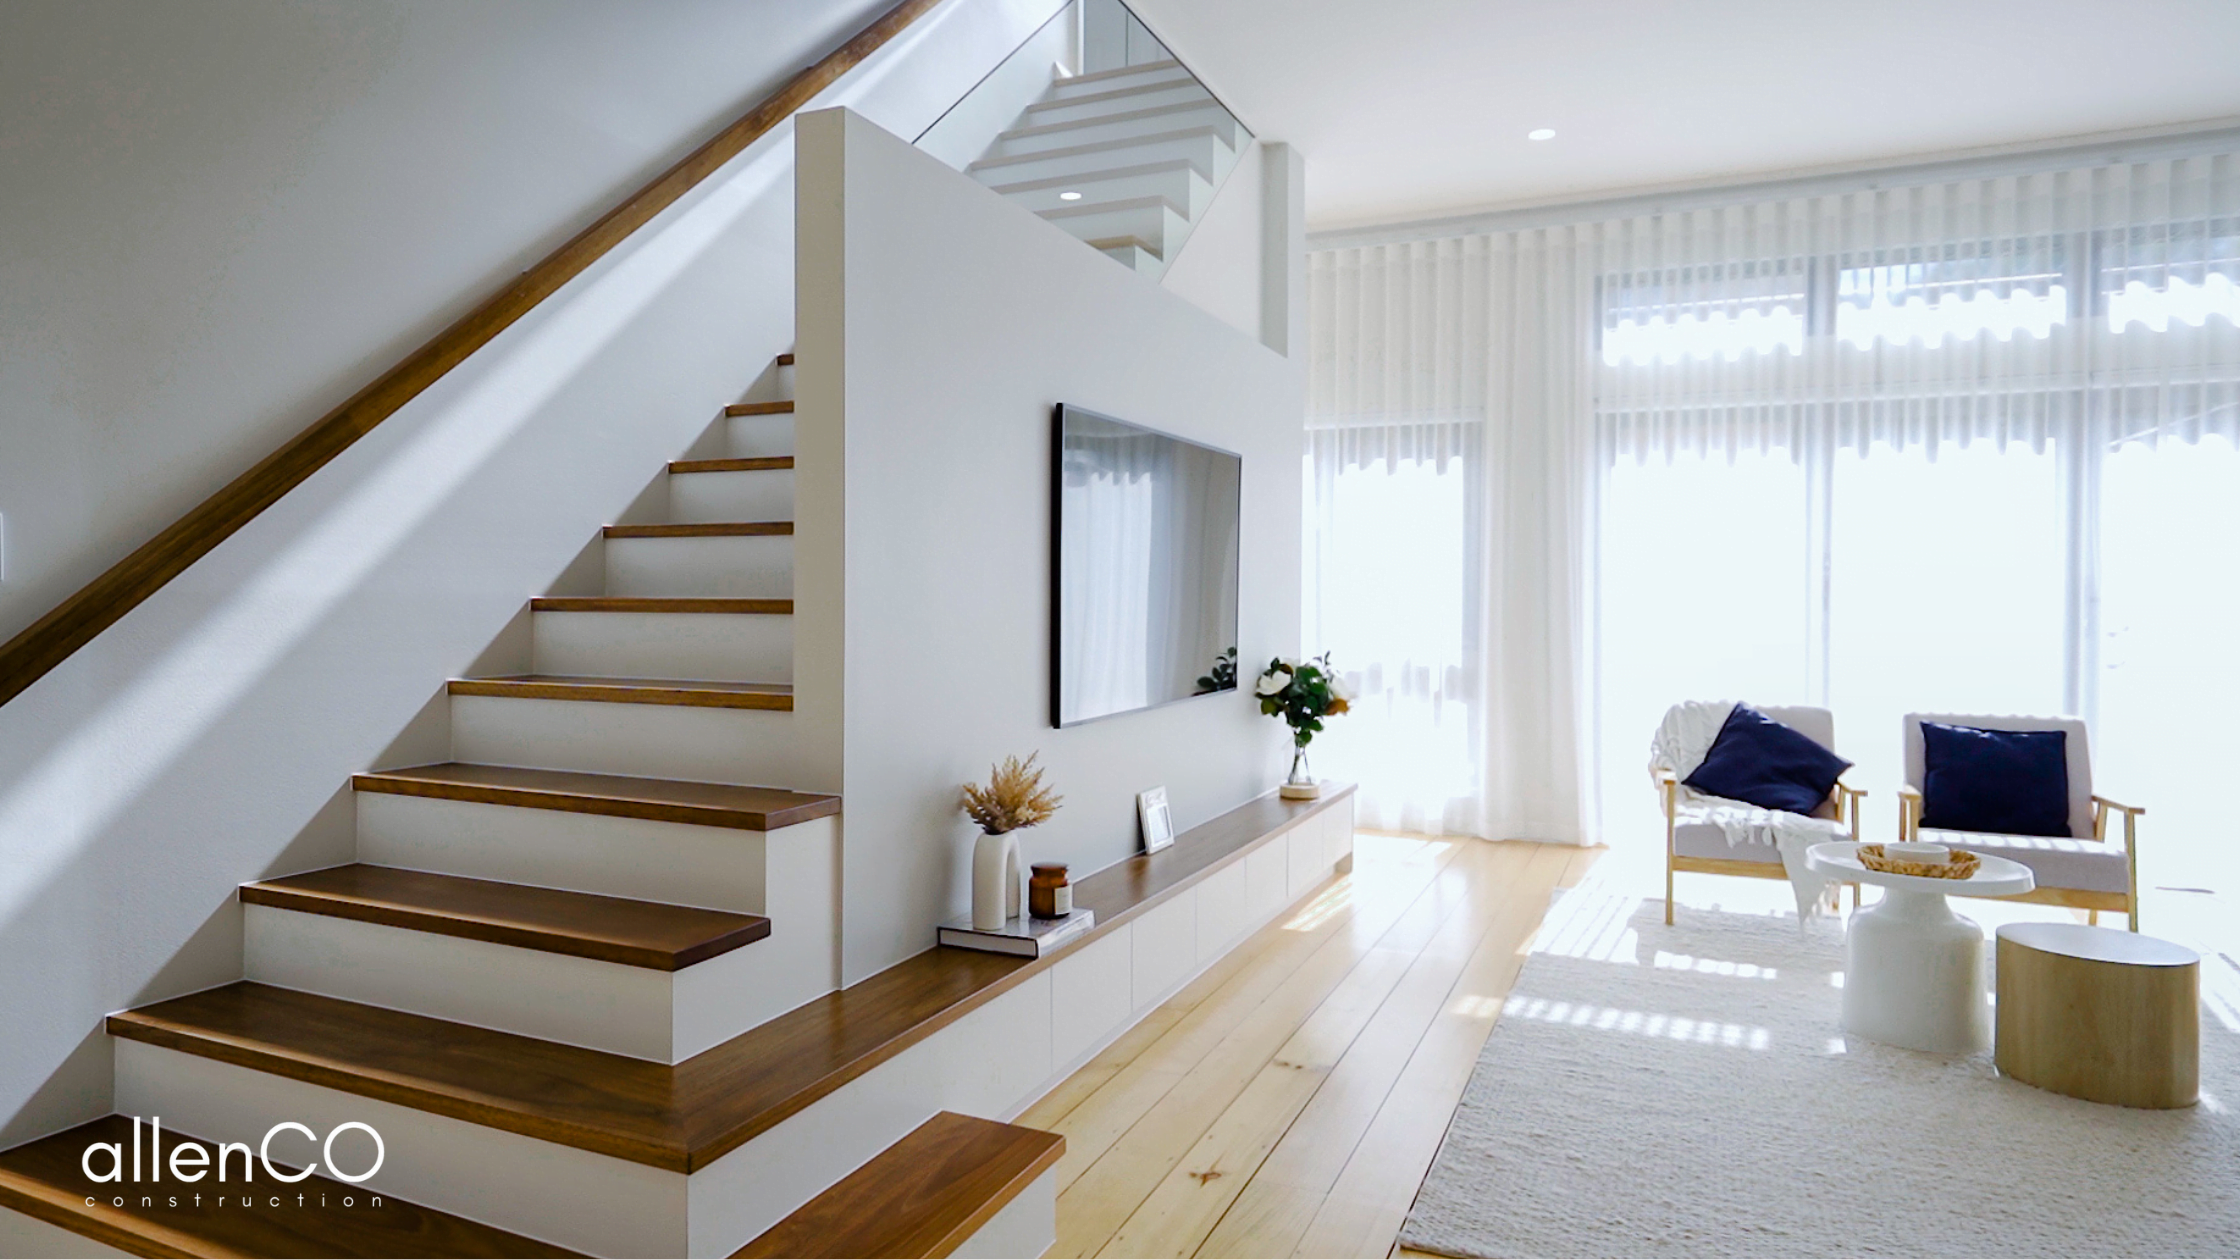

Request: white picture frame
left=1138, top=786, right=1175, bottom=854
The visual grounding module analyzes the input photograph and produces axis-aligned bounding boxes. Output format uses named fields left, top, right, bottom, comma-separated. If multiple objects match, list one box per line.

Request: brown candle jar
left=1029, top=863, right=1071, bottom=919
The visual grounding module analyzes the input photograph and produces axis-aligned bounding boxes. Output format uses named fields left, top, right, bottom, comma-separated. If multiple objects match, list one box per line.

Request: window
left=1304, top=424, right=1481, bottom=833
left=1835, top=241, right=2069, bottom=348
left=1600, top=262, right=1806, bottom=365
left=1591, top=214, right=2240, bottom=862
left=2100, top=217, right=2240, bottom=333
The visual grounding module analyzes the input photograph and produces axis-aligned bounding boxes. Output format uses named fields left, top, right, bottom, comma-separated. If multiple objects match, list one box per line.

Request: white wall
left=0, top=0, right=1075, bottom=1146
left=796, top=109, right=1306, bottom=983
left=0, top=0, right=906, bottom=646
left=1160, top=140, right=1267, bottom=342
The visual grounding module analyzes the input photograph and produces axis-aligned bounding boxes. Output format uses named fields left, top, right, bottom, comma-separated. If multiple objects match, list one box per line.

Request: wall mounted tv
left=1052, top=404, right=1242, bottom=728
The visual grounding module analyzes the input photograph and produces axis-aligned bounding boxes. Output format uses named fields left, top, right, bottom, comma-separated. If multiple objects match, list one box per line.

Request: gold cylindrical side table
left=1995, top=922, right=2199, bottom=1109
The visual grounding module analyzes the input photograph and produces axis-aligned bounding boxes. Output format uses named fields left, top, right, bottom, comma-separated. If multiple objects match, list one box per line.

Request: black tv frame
left=1049, top=403, right=1243, bottom=730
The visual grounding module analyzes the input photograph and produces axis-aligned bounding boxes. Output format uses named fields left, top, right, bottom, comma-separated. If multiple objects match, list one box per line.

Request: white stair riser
left=1045, top=63, right=1190, bottom=100
left=606, top=535, right=793, bottom=599
left=952, top=1167, right=1056, bottom=1260
left=114, top=1041, right=684, bottom=1258
left=725, top=414, right=794, bottom=459
left=532, top=610, right=791, bottom=682
left=1025, top=81, right=1211, bottom=125
left=244, top=898, right=827, bottom=1064
left=245, top=905, right=677, bottom=1062
left=994, top=103, right=1238, bottom=158
left=670, top=469, right=795, bottom=524
left=1045, top=202, right=1188, bottom=257
left=357, top=796, right=834, bottom=915
left=736, top=363, right=795, bottom=406
left=971, top=130, right=1232, bottom=190
left=1100, top=243, right=1162, bottom=276
left=450, top=694, right=808, bottom=788
left=996, top=164, right=1210, bottom=217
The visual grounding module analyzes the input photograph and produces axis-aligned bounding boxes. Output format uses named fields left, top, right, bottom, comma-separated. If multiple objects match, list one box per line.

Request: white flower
left=1331, top=674, right=1356, bottom=702
left=1277, top=656, right=1302, bottom=671
left=1255, top=669, right=1291, bottom=697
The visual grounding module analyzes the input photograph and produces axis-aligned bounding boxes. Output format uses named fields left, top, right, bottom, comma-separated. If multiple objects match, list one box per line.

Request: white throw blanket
left=1650, top=700, right=1845, bottom=922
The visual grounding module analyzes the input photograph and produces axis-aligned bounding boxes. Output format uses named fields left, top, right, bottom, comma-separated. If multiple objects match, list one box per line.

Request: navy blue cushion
left=1919, top=722, right=2070, bottom=837
left=1683, top=705, right=1851, bottom=815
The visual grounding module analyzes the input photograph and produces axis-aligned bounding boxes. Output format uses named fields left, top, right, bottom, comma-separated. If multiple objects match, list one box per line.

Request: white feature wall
left=795, top=108, right=1306, bottom=983
left=0, top=0, right=1080, bottom=1147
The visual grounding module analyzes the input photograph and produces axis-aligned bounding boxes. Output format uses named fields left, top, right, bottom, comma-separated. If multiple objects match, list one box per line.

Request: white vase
left=972, top=830, right=1022, bottom=930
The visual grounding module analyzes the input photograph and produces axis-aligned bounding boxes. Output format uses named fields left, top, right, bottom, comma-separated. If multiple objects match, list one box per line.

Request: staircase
left=0, top=355, right=853, bottom=1256
left=967, top=59, right=1245, bottom=277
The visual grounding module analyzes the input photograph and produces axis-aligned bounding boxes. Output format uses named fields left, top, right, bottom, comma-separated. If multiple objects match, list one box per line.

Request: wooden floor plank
left=1289, top=844, right=1591, bottom=1258
left=1022, top=835, right=1597, bottom=1260
left=1193, top=843, right=1543, bottom=1259
left=1102, top=844, right=1525, bottom=1258
left=1040, top=838, right=1467, bottom=1201
left=1054, top=840, right=1485, bottom=1256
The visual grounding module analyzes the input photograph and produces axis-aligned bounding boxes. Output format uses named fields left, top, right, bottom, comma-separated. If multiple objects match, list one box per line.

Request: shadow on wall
left=0, top=118, right=801, bottom=1146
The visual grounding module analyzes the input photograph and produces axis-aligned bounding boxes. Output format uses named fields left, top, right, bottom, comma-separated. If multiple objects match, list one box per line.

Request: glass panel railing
left=915, top=0, right=1254, bottom=281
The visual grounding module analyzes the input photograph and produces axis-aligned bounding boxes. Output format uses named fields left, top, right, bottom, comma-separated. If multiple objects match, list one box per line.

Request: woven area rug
left=1399, top=888, right=2240, bottom=1257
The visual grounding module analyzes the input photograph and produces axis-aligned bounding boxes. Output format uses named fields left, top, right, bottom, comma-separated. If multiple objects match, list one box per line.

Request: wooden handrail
left=0, top=0, right=943, bottom=710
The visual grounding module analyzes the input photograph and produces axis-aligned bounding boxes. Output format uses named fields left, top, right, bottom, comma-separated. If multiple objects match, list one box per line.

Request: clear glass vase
left=1287, top=745, right=1312, bottom=786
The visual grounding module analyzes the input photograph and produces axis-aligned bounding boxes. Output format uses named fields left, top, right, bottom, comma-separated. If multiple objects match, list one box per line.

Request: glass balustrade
left=916, top=0, right=1253, bottom=280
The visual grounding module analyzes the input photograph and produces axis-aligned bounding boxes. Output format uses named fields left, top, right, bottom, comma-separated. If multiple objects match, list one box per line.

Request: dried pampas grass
left=962, top=753, right=1063, bottom=834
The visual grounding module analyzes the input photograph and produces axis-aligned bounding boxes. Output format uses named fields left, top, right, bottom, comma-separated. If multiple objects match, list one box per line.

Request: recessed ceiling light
left=1059, top=190, right=1083, bottom=201
left=1528, top=128, right=1556, bottom=141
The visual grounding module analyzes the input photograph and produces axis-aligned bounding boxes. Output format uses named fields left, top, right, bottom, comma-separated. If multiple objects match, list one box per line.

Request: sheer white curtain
left=1304, top=232, right=1595, bottom=841
left=1308, top=150, right=2240, bottom=853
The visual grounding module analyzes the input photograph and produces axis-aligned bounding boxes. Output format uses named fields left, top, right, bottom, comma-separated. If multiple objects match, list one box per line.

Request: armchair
left=1898, top=713, right=2140, bottom=931
left=1660, top=704, right=1866, bottom=924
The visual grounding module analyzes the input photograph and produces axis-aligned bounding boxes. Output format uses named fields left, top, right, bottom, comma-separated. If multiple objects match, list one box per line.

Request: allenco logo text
left=80, top=1116, right=387, bottom=1211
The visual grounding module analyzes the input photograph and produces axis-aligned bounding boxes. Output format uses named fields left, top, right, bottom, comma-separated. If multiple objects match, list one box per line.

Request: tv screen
left=1052, top=405, right=1241, bottom=727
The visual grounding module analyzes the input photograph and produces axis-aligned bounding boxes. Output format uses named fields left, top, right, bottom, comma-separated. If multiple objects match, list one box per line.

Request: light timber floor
left=1021, top=832, right=1598, bottom=1259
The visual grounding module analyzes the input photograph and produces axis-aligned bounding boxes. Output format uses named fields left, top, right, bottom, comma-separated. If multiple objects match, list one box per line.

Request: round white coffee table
left=1805, top=841, right=2035, bottom=1054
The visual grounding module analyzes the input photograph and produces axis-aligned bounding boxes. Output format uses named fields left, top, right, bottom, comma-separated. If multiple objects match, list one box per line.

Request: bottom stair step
left=0, top=1115, right=578, bottom=1258
left=734, top=1112, right=1062, bottom=1259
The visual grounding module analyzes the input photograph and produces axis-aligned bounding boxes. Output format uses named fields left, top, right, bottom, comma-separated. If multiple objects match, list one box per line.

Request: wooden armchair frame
left=1661, top=769, right=1866, bottom=925
left=1899, top=786, right=2143, bottom=931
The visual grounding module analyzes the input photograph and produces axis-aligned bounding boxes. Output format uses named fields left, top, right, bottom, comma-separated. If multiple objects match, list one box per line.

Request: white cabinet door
left=1194, top=860, right=1249, bottom=965
left=1247, top=840, right=1288, bottom=925
left=1131, top=893, right=1199, bottom=1009
left=1287, top=823, right=1324, bottom=898
left=1051, top=925, right=1133, bottom=1070
left=1323, top=799, right=1354, bottom=868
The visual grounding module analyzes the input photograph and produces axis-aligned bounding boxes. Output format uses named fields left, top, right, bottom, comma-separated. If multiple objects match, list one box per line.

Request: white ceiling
left=1128, top=0, right=2240, bottom=233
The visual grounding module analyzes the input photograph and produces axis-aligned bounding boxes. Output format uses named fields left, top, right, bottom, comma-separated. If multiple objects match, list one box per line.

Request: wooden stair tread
left=669, top=456, right=795, bottom=474
left=529, top=596, right=791, bottom=614
left=108, top=790, right=1350, bottom=1177
left=602, top=521, right=792, bottom=538
left=725, top=400, right=794, bottom=416
left=776, top=352, right=795, bottom=366
left=241, top=864, right=769, bottom=971
left=447, top=676, right=794, bottom=710
left=0, top=1115, right=578, bottom=1258
left=351, top=763, right=838, bottom=831
left=106, top=968, right=1021, bottom=1174
left=735, top=1112, right=1062, bottom=1258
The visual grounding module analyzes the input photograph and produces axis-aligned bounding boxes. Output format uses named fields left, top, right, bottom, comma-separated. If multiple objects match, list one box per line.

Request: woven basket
left=1857, top=843, right=1979, bottom=879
